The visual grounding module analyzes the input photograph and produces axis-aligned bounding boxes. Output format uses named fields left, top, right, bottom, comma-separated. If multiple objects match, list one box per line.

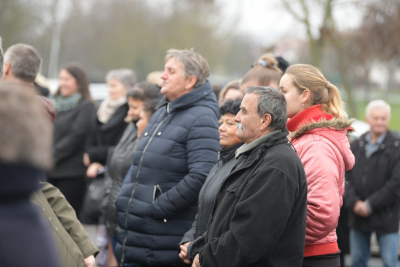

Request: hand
left=179, top=242, right=191, bottom=264
left=86, top=162, right=104, bottom=178
left=84, top=255, right=95, bottom=267
left=353, top=200, right=370, bottom=217
left=83, top=153, right=91, bottom=167
left=192, top=254, right=200, bottom=267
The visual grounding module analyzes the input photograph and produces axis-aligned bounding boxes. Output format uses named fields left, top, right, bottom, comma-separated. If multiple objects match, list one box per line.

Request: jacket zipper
left=120, top=108, right=170, bottom=266
left=152, top=184, right=163, bottom=204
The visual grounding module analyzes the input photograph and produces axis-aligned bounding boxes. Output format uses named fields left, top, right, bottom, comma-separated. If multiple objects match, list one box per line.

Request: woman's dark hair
left=55, top=63, right=93, bottom=101
left=143, top=95, right=163, bottom=118
left=220, top=98, right=241, bottom=116
left=127, top=81, right=161, bottom=101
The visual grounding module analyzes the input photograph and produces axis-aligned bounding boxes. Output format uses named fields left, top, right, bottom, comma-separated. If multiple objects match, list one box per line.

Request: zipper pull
left=218, top=151, right=220, bottom=161
left=120, top=259, right=124, bottom=266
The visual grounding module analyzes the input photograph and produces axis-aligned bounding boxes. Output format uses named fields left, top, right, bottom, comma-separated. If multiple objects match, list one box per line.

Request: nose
left=160, top=71, right=167, bottom=80
left=234, top=112, right=241, bottom=123
left=219, top=123, right=225, bottom=132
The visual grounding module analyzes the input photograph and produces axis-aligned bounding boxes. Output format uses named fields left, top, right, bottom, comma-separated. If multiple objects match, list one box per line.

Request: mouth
left=219, top=135, right=226, bottom=139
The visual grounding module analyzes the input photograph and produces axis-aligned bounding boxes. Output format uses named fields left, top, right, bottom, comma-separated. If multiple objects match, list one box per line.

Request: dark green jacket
left=31, top=182, right=98, bottom=267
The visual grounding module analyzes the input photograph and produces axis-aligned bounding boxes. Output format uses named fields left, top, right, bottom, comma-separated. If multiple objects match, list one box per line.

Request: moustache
left=236, top=122, right=243, bottom=133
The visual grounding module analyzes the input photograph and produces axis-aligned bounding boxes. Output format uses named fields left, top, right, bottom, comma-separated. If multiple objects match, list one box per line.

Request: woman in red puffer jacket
left=279, top=64, right=355, bottom=267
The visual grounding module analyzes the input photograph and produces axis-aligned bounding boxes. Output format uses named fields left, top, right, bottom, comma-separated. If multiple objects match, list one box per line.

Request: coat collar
left=233, top=131, right=289, bottom=171
left=99, top=103, right=128, bottom=131
left=219, top=142, right=243, bottom=163
left=359, top=130, right=400, bottom=150
left=287, top=105, right=354, bottom=139
left=156, top=81, right=219, bottom=118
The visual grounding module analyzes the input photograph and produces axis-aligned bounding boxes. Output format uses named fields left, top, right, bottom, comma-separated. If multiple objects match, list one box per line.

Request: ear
left=3, top=62, right=11, bottom=75
left=302, top=89, right=311, bottom=105
left=184, top=75, right=197, bottom=90
left=259, top=113, right=272, bottom=131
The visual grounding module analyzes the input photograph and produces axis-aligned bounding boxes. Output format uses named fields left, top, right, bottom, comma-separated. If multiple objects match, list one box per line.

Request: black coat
left=116, top=81, right=220, bottom=266
left=103, top=122, right=138, bottom=236
left=87, top=103, right=129, bottom=165
left=345, top=131, right=400, bottom=234
left=48, top=99, right=95, bottom=178
left=0, top=164, right=60, bottom=267
left=179, top=143, right=243, bottom=257
left=189, top=131, right=308, bottom=267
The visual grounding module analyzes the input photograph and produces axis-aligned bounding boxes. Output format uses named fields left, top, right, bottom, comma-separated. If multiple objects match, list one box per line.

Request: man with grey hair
left=2, top=43, right=42, bottom=84
left=190, top=86, right=308, bottom=267
left=345, top=99, right=400, bottom=267
left=116, top=49, right=220, bottom=266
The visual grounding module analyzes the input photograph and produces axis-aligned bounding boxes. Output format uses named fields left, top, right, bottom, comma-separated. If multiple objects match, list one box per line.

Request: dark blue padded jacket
left=115, top=81, right=220, bottom=266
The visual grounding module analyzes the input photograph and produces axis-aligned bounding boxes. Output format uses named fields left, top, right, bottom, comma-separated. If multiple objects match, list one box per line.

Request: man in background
left=346, top=100, right=400, bottom=267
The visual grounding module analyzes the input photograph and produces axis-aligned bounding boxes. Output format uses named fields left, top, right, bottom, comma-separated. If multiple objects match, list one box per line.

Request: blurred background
left=1, top=0, right=399, bottom=129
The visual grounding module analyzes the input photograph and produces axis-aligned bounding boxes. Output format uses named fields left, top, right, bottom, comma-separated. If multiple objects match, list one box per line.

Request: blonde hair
left=0, top=83, right=52, bottom=169
left=285, top=64, right=347, bottom=119
left=218, top=80, right=241, bottom=105
left=241, top=54, right=283, bottom=87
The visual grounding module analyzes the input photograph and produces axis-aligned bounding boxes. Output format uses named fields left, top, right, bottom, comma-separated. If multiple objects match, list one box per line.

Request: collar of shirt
left=365, top=131, right=387, bottom=158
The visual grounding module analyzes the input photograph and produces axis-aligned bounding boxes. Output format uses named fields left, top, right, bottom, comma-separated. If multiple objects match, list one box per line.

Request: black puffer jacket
left=179, top=143, right=243, bottom=257
left=116, top=81, right=220, bottom=266
left=102, top=122, right=138, bottom=236
left=189, top=131, right=308, bottom=267
left=345, top=131, right=400, bottom=234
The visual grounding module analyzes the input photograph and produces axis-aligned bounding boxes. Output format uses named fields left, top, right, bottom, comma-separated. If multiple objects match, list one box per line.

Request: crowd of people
left=0, top=36, right=400, bottom=267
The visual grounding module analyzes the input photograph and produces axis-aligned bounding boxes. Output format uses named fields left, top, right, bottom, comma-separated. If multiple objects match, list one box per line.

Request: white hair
left=106, top=69, right=136, bottom=88
left=365, top=99, right=391, bottom=119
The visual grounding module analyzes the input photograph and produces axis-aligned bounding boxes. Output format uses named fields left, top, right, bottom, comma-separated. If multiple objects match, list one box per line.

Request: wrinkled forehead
left=165, top=57, right=185, bottom=70
left=241, top=93, right=259, bottom=111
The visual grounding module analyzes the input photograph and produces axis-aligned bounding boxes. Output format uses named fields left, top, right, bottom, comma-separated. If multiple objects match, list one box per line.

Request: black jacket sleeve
left=199, top=168, right=299, bottom=267
left=180, top=214, right=197, bottom=245
left=344, top=141, right=361, bottom=210
left=53, top=101, right=95, bottom=165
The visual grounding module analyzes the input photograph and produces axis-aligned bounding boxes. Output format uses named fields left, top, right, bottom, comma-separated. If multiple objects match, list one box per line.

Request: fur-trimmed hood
left=290, top=117, right=355, bottom=172
left=289, top=117, right=354, bottom=140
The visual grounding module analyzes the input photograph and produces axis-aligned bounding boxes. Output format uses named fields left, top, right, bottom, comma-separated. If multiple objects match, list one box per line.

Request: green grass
left=353, top=101, right=400, bottom=132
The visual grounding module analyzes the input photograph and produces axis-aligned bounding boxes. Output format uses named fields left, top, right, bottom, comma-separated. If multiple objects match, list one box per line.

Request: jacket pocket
left=152, top=184, right=163, bottom=204
left=225, top=186, right=241, bottom=198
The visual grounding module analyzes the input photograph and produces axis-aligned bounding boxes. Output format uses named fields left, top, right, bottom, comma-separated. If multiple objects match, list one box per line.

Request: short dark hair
left=143, top=95, right=163, bottom=118
left=4, top=43, right=42, bottom=83
left=128, top=81, right=161, bottom=101
left=220, top=98, right=241, bottom=116
left=245, top=86, right=287, bottom=131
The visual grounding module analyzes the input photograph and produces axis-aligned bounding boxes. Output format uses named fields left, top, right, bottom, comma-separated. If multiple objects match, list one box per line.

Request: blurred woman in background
left=84, top=69, right=136, bottom=171
left=218, top=80, right=243, bottom=105
left=47, top=63, right=95, bottom=217
left=240, top=53, right=283, bottom=92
